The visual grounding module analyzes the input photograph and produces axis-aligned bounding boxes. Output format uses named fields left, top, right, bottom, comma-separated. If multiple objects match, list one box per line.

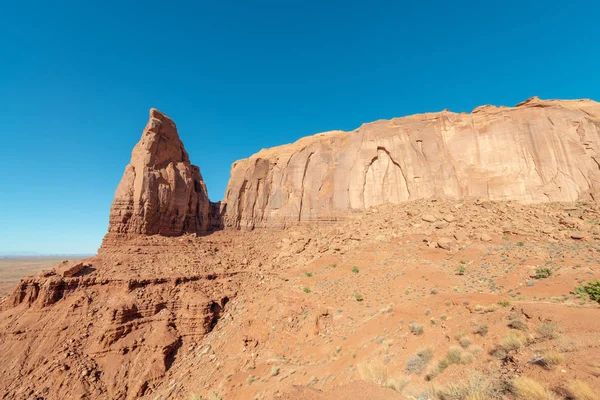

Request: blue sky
left=1, top=0, right=599, bottom=254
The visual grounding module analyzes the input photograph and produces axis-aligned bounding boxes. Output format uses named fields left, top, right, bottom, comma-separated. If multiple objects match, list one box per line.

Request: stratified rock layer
left=223, top=97, right=600, bottom=229
left=108, top=109, right=210, bottom=236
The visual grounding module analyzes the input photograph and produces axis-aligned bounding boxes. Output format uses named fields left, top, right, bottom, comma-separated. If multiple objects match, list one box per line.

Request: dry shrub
left=537, top=322, right=560, bottom=340
left=358, top=362, right=388, bottom=385
left=460, top=351, right=475, bottom=364
left=384, top=375, right=410, bottom=393
left=474, top=323, right=488, bottom=336
left=436, top=372, right=505, bottom=400
left=508, top=318, right=529, bottom=331
left=459, top=336, right=473, bottom=348
left=542, top=350, right=564, bottom=367
left=512, top=376, right=556, bottom=400
left=358, top=362, right=410, bottom=393
left=428, top=346, right=476, bottom=380
left=501, top=332, right=526, bottom=352
left=558, top=337, right=580, bottom=353
left=406, top=347, right=434, bottom=375
left=565, top=379, right=597, bottom=400
left=446, top=346, right=463, bottom=364
left=409, top=322, right=424, bottom=335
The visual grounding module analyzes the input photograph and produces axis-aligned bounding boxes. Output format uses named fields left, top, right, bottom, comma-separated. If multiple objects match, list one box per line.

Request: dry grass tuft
left=358, top=362, right=410, bottom=393
left=508, top=318, right=529, bottom=331
left=358, top=362, right=388, bottom=385
left=542, top=350, right=564, bottom=367
left=459, top=336, right=473, bottom=348
left=502, top=332, right=526, bottom=351
left=537, top=322, right=560, bottom=340
left=446, top=346, right=463, bottom=364
left=435, top=372, right=505, bottom=400
left=474, top=323, right=488, bottom=336
left=384, top=375, right=411, bottom=393
left=512, top=376, right=556, bottom=400
left=565, top=379, right=597, bottom=400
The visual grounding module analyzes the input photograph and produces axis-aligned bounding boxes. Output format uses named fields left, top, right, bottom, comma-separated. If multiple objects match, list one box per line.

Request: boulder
left=443, top=215, right=456, bottom=223
left=55, top=261, right=85, bottom=278
left=421, top=215, right=437, bottom=223
left=480, top=233, right=492, bottom=242
left=437, top=237, right=454, bottom=250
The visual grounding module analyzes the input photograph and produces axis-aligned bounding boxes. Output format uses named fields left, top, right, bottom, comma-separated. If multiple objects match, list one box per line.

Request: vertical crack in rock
left=364, top=147, right=409, bottom=208
left=298, top=152, right=315, bottom=221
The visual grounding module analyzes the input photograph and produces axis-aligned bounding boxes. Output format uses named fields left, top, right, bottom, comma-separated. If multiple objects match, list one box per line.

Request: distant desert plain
left=0, top=256, right=87, bottom=297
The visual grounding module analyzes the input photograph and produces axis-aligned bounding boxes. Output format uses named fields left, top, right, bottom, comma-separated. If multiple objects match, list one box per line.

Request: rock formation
left=222, top=97, right=600, bottom=229
left=108, top=109, right=210, bottom=236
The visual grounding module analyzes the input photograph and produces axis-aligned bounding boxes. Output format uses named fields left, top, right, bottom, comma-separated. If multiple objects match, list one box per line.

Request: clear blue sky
left=1, top=0, right=599, bottom=254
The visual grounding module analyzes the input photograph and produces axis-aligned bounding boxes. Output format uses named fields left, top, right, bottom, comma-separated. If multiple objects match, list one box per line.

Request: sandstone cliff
left=108, top=109, right=210, bottom=236
left=222, top=97, right=600, bottom=229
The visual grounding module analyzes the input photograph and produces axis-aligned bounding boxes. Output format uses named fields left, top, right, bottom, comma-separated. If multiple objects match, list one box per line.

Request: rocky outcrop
left=223, top=97, right=600, bottom=229
left=108, top=109, right=210, bottom=236
left=0, top=272, right=234, bottom=399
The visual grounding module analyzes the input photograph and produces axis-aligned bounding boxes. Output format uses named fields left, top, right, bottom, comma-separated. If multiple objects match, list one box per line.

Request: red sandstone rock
left=55, top=260, right=84, bottom=277
left=222, top=98, right=600, bottom=229
left=108, top=109, right=210, bottom=236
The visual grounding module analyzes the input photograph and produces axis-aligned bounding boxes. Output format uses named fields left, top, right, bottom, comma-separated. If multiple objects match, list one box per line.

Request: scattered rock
left=55, top=261, right=85, bottom=278
left=437, top=237, right=454, bottom=250
left=453, top=231, right=468, bottom=242
left=443, top=215, right=456, bottom=223
left=421, top=215, right=437, bottom=223
left=434, top=221, right=448, bottom=229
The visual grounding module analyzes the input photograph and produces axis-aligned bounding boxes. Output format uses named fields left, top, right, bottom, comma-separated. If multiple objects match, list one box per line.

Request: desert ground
left=1, top=199, right=599, bottom=399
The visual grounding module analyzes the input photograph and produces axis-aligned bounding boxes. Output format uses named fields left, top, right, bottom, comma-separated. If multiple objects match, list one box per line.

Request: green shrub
left=497, top=300, right=511, bottom=307
left=352, top=266, right=359, bottom=273
left=355, top=293, right=363, bottom=301
left=535, top=267, right=552, bottom=279
left=304, top=271, right=313, bottom=277
left=575, top=280, right=600, bottom=303
left=303, top=287, right=311, bottom=293
left=456, top=265, right=466, bottom=275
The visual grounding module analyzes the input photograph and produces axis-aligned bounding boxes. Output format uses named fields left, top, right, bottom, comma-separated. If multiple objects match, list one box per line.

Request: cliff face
left=222, top=97, right=600, bottom=229
left=108, top=109, right=210, bottom=236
